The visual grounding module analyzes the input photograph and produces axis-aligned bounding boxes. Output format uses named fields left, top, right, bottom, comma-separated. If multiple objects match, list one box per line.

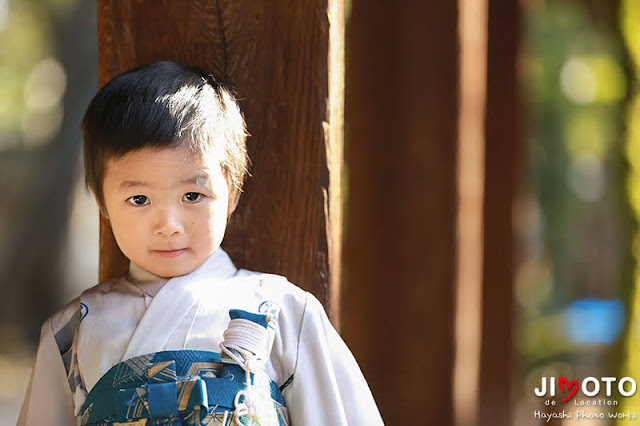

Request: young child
left=18, top=61, right=383, bottom=425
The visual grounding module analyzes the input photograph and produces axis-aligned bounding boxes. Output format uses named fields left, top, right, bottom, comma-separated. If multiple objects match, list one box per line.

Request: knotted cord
left=220, top=315, right=277, bottom=426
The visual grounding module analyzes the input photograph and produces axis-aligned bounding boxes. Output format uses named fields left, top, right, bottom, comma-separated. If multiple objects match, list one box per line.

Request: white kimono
left=18, top=248, right=383, bottom=425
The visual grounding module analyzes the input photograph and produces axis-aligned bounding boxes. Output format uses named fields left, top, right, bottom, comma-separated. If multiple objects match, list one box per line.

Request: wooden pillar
left=454, top=0, right=488, bottom=424
left=344, top=0, right=520, bottom=424
left=344, top=1, right=459, bottom=424
left=96, top=0, right=344, bottom=320
left=478, top=1, right=520, bottom=425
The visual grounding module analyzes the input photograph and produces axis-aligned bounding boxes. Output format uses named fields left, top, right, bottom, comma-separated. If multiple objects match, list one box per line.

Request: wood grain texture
left=344, top=0, right=459, bottom=423
left=97, top=0, right=343, bottom=322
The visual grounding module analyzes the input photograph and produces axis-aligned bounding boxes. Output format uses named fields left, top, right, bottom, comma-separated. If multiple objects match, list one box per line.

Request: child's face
left=101, top=145, right=230, bottom=278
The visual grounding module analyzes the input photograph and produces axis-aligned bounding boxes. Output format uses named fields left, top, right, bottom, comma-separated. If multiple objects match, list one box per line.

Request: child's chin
left=143, top=261, right=200, bottom=278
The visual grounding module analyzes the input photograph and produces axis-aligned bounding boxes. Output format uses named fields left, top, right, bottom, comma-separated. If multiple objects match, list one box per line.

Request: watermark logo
left=533, top=376, right=638, bottom=421
left=535, top=376, right=637, bottom=402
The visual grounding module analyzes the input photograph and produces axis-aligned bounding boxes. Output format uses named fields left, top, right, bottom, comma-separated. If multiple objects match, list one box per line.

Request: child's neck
left=126, top=262, right=169, bottom=298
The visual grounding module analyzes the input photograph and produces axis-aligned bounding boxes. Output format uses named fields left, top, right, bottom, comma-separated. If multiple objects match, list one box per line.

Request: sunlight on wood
left=454, top=0, right=488, bottom=425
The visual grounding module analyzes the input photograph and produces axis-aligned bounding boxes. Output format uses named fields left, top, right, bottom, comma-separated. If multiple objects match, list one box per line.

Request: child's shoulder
left=82, top=277, right=125, bottom=296
left=46, top=278, right=122, bottom=329
left=235, top=268, right=306, bottom=294
left=234, top=268, right=312, bottom=306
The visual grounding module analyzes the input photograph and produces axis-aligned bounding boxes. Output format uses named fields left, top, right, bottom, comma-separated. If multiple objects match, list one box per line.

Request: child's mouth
left=152, top=248, right=187, bottom=258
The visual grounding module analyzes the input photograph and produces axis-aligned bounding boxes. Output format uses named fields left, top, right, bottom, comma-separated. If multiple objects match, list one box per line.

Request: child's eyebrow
left=183, top=173, right=210, bottom=185
left=119, top=180, right=148, bottom=189
left=117, top=174, right=211, bottom=190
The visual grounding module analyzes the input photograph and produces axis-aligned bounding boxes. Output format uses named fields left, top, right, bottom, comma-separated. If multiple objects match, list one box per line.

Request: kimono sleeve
left=284, top=293, right=384, bottom=425
left=18, top=318, right=76, bottom=426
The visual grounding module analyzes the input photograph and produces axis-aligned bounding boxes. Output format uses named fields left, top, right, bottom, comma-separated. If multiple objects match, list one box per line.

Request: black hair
left=82, top=61, right=248, bottom=210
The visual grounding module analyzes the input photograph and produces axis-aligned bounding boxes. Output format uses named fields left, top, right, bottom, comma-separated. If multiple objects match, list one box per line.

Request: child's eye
left=127, top=195, right=150, bottom=206
left=183, top=192, right=203, bottom=203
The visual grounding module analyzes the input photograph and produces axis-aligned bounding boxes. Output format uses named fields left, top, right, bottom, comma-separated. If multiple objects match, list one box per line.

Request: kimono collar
left=127, top=263, right=169, bottom=297
left=127, top=246, right=238, bottom=287
left=188, top=247, right=238, bottom=280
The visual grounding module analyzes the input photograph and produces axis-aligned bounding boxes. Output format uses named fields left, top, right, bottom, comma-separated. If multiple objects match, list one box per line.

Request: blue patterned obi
left=79, top=350, right=289, bottom=425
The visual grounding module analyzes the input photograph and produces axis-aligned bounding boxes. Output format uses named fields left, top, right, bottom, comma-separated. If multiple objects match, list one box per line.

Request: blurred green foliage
left=0, top=0, right=77, bottom=148
left=620, top=0, right=640, bottom=418
left=519, top=0, right=631, bottom=408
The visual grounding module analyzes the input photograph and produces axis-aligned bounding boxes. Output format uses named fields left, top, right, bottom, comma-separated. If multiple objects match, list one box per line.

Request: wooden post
left=344, top=1, right=459, bottom=423
left=454, top=0, right=488, bottom=424
left=96, top=0, right=344, bottom=321
left=478, top=1, right=520, bottom=425
left=344, top=0, right=520, bottom=424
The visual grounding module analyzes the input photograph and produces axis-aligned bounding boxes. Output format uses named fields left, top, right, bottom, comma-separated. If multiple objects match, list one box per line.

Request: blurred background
left=515, top=0, right=635, bottom=424
left=1, top=0, right=640, bottom=424
left=0, top=0, right=98, bottom=421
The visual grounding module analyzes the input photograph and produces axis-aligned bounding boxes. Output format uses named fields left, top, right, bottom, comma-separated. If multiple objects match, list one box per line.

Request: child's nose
left=153, top=207, right=185, bottom=236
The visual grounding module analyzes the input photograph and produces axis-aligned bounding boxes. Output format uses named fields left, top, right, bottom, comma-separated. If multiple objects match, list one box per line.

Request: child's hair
left=82, top=61, right=249, bottom=213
